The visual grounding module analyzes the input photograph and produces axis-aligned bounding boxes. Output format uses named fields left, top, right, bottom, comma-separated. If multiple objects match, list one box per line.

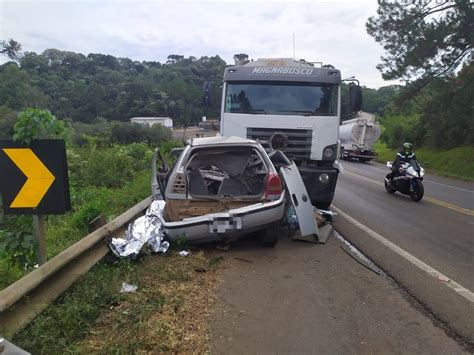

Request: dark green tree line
left=0, top=47, right=226, bottom=127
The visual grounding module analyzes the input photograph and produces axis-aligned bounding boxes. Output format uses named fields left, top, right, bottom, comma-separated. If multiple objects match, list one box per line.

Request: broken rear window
left=185, top=147, right=268, bottom=198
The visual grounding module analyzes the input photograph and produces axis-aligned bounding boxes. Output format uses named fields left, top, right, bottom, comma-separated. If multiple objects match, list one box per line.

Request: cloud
left=0, top=0, right=399, bottom=88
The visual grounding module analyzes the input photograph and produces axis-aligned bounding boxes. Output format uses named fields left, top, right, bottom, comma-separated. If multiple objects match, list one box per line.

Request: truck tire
left=260, top=223, right=279, bottom=247
left=316, top=202, right=331, bottom=210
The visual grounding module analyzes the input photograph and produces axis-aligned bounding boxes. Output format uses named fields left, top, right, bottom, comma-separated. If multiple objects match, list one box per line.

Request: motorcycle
left=384, top=160, right=425, bottom=202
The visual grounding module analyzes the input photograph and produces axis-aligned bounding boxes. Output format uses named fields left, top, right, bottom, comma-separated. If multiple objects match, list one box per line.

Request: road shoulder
left=333, top=211, right=474, bottom=347
left=210, top=236, right=466, bottom=353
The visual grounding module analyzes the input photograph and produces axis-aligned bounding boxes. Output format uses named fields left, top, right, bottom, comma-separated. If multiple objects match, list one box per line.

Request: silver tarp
left=108, top=200, right=169, bottom=258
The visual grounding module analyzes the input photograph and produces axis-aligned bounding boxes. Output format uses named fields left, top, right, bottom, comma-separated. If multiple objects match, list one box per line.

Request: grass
left=13, top=250, right=221, bottom=353
left=0, top=170, right=152, bottom=289
left=374, top=142, right=474, bottom=181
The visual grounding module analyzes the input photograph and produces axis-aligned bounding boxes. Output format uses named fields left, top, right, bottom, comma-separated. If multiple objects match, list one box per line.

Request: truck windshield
left=225, top=81, right=338, bottom=116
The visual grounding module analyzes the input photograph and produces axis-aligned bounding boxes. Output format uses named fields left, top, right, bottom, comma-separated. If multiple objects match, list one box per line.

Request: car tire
left=260, top=223, right=279, bottom=247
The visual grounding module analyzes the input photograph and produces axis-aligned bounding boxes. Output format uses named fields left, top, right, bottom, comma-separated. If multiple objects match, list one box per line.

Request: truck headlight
left=323, top=147, right=335, bottom=159
left=319, top=173, right=330, bottom=184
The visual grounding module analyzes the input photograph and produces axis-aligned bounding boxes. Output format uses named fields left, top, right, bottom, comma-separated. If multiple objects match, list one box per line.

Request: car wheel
left=260, top=223, right=279, bottom=247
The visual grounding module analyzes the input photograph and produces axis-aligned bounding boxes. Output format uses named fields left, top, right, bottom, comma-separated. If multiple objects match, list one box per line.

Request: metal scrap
left=335, top=231, right=381, bottom=275
left=120, top=282, right=138, bottom=293
left=108, top=200, right=169, bottom=259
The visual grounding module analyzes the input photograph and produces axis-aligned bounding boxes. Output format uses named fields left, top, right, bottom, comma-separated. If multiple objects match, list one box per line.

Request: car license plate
left=209, top=216, right=242, bottom=234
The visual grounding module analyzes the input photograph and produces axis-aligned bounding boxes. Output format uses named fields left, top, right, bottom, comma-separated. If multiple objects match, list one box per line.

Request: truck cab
left=219, top=58, right=347, bottom=209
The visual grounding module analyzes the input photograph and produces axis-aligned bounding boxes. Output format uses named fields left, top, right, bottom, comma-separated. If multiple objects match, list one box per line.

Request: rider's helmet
left=402, top=142, right=413, bottom=157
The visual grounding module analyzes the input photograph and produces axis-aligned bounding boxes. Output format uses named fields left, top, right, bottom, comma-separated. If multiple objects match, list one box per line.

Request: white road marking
left=332, top=205, right=474, bottom=303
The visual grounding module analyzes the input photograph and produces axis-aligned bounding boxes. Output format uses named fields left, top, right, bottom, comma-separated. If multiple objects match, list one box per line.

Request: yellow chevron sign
left=2, top=148, right=56, bottom=208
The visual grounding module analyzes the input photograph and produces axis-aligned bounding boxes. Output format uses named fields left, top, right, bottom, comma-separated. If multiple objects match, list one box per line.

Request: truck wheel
left=316, top=202, right=331, bottom=210
left=339, top=147, right=345, bottom=160
left=260, top=223, right=279, bottom=247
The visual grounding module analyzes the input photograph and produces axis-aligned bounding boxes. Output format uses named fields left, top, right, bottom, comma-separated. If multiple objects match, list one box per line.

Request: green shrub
left=0, top=216, right=36, bottom=286
left=68, top=144, right=153, bottom=189
left=13, top=108, right=64, bottom=144
left=70, top=202, right=103, bottom=229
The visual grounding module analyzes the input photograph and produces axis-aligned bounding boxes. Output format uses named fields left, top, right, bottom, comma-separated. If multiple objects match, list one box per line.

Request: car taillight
left=171, top=173, right=186, bottom=194
left=265, top=172, right=282, bottom=200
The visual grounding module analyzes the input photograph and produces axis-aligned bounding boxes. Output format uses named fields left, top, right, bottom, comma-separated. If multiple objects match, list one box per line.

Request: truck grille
left=247, top=127, right=312, bottom=160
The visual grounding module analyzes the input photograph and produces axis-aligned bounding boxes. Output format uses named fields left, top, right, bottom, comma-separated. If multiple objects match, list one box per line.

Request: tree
left=13, top=108, right=64, bottom=144
left=166, top=54, right=184, bottom=64
left=367, top=1, right=473, bottom=81
left=0, top=38, right=22, bottom=61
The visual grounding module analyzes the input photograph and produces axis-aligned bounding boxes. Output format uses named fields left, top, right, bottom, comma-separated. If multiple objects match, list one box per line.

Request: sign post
left=33, top=215, right=46, bottom=265
left=0, top=139, right=71, bottom=264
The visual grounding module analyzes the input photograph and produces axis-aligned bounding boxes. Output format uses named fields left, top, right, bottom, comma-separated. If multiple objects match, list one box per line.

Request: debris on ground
left=108, top=200, right=169, bottom=259
left=216, top=240, right=231, bottom=251
left=119, top=282, right=138, bottom=293
left=179, top=250, right=190, bottom=256
left=438, top=275, right=450, bottom=283
left=335, top=231, right=382, bottom=275
left=0, top=337, right=29, bottom=355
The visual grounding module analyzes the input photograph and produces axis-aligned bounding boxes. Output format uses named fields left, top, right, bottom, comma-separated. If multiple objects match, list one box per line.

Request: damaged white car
left=152, top=136, right=285, bottom=247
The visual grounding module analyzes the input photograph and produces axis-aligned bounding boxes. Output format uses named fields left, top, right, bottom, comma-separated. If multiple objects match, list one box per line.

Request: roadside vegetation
left=0, top=107, right=226, bottom=353
left=361, top=2, right=473, bottom=179
left=0, top=109, right=180, bottom=289
left=13, top=250, right=223, bottom=353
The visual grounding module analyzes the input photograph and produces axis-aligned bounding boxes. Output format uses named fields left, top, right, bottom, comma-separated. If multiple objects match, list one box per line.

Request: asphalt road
left=334, top=160, right=474, bottom=290
left=209, top=160, right=473, bottom=352
left=210, top=236, right=466, bottom=354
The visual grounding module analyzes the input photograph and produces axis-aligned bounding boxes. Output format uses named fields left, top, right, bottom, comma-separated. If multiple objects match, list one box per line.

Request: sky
left=0, top=0, right=399, bottom=88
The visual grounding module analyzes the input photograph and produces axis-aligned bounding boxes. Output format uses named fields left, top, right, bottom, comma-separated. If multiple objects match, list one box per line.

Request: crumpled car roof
left=190, top=135, right=257, bottom=147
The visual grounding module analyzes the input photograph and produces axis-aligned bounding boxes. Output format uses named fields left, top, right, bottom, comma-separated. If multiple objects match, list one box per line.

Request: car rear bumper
left=160, top=194, right=285, bottom=243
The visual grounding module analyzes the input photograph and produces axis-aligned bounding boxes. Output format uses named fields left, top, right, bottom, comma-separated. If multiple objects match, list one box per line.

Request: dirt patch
left=74, top=250, right=222, bottom=353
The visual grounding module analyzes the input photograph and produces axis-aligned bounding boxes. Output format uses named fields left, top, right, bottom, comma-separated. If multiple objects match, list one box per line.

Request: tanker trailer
left=339, top=112, right=381, bottom=162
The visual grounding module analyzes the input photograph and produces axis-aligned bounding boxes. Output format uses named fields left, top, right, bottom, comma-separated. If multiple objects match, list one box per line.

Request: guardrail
left=0, top=196, right=153, bottom=338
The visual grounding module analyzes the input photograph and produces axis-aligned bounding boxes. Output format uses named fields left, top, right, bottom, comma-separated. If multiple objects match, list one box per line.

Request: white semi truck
left=339, top=112, right=381, bottom=162
left=213, top=58, right=362, bottom=209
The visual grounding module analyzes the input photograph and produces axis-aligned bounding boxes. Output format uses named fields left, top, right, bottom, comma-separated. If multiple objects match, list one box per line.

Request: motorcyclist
left=390, top=142, right=417, bottom=179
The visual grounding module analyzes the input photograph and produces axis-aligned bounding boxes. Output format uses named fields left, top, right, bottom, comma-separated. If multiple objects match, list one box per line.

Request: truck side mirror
left=349, top=85, right=362, bottom=112
left=202, top=81, right=213, bottom=108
